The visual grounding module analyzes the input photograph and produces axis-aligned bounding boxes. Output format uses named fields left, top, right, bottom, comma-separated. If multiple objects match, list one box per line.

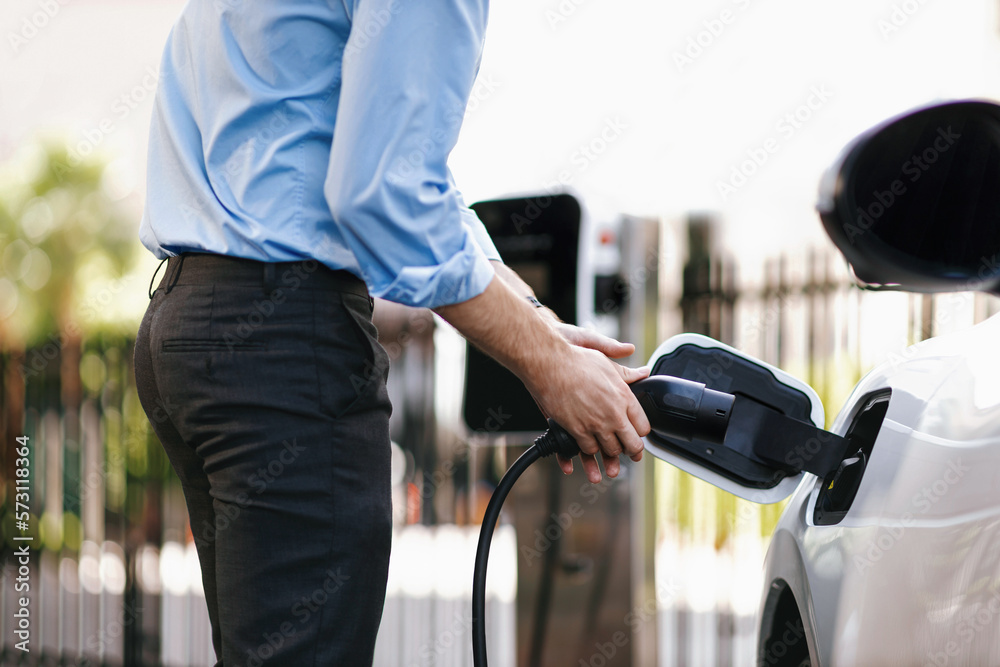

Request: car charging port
left=813, top=389, right=891, bottom=526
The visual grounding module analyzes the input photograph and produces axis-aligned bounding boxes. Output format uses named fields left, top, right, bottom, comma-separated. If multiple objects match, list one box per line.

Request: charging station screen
left=464, top=194, right=580, bottom=434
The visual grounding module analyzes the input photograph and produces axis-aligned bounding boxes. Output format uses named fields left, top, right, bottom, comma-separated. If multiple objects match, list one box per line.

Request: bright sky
left=452, top=0, right=1000, bottom=263
left=2, top=0, right=1000, bottom=287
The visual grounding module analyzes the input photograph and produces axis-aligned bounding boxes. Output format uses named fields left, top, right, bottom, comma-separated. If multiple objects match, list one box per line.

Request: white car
left=638, top=100, right=1000, bottom=667
left=760, top=310, right=1000, bottom=667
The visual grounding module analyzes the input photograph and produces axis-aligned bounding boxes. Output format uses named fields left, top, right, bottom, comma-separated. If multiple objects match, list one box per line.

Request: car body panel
left=761, top=312, right=1000, bottom=666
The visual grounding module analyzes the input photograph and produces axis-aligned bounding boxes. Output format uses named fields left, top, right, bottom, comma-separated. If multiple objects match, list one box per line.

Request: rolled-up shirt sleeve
left=451, top=170, right=502, bottom=263
left=325, top=0, right=496, bottom=308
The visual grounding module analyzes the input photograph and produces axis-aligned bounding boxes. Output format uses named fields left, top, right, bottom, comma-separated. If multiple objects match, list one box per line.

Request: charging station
left=462, top=194, right=850, bottom=666
left=464, top=192, right=638, bottom=432
left=463, top=191, right=662, bottom=666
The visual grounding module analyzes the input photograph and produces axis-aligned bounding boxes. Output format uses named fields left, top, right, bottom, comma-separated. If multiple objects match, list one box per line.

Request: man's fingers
left=579, top=453, right=602, bottom=483
left=596, top=431, right=622, bottom=459
left=557, top=324, right=635, bottom=359
left=573, top=433, right=601, bottom=458
left=602, top=452, right=621, bottom=478
left=586, top=334, right=634, bottom=359
left=616, top=424, right=645, bottom=461
left=626, top=397, right=651, bottom=438
left=595, top=431, right=622, bottom=479
left=619, top=364, right=651, bottom=384
left=556, top=454, right=574, bottom=475
left=531, top=347, right=655, bottom=484
left=605, top=362, right=651, bottom=457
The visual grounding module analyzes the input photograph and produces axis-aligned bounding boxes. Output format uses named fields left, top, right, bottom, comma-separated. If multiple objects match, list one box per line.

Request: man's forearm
left=435, top=273, right=651, bottom=483
left=434, top=274, right=562, bottom=384
left=489, top=260, right=560, bottom=322
left=490, top=261, right=533, bottom=299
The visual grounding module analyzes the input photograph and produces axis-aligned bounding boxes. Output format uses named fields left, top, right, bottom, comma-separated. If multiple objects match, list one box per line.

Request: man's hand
left=548, top=323, right=648, bottom=479
left=526, top=344, right=650, bottom=482
left=484, top=260, right=651, bottom=480
left=552, top=321, right=634, bottom=357
left=434, top=275, right=650, bottom=483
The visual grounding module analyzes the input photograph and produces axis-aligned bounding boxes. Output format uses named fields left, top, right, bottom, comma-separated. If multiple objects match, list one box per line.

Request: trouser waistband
left=153, top=252, right=370, bottom=300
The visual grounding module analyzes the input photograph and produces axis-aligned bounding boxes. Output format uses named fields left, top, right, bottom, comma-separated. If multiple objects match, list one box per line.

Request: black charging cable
left=471, top=375, right=736, bottom=667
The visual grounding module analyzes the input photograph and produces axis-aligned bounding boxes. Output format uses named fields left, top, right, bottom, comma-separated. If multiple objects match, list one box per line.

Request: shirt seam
left=295, top=140, right=305, bottom=247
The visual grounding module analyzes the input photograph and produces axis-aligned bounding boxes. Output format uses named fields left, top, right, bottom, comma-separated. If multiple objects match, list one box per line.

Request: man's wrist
left=532, top=300, right=562, bottom=323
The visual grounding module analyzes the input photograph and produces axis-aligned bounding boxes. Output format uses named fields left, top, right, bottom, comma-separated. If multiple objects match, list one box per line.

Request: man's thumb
left=621, top=365, right=651, bottom=384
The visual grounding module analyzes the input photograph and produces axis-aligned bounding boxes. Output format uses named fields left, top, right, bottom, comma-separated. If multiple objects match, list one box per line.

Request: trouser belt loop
left=163, top=255, right=186, bottom=294
left=148, top=258, right=168, bottom=299
left=263, top=262, right=276, bottom=288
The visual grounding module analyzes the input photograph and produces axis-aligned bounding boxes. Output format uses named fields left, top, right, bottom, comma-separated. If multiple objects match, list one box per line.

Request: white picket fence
left=3, top=522, right=764, bottom=666
left=157, top=524, right=518, bottom=667
left=655, top=533, right=764, bottom=667
left=373, top=524, right=516, bottom=667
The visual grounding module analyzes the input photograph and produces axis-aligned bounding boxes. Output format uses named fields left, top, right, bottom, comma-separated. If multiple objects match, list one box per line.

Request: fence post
left=681, top=215, right=736, bottom=345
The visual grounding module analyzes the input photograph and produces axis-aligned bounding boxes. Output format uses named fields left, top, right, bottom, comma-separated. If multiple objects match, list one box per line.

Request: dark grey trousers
left=134, top=253, right=392, bottom=666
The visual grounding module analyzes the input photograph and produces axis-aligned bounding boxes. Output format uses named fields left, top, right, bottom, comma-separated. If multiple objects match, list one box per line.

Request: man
left=134, top=0, right=651, bottom=664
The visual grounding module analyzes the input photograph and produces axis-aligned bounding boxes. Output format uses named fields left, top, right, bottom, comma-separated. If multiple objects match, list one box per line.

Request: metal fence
left=3, top=218, right=999, bottom=667
left=653, top=217, right=1000, bottom=667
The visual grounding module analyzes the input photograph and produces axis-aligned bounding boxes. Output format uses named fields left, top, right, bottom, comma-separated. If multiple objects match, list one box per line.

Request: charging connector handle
left=631, top=375, right=734, bottom=445
left=472, top=375, right=735, bottom=667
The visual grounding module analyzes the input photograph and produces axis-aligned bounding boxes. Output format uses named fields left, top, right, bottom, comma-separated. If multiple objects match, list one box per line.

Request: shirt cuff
left=461, top=206, right=502, bottom=263
left=374, top=232, right=496, bottom=308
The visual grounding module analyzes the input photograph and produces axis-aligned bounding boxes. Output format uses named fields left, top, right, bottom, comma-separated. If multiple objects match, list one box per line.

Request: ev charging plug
left=472, top=375, right=736, bottom=667
left=533, top=376, right=735, bottom=458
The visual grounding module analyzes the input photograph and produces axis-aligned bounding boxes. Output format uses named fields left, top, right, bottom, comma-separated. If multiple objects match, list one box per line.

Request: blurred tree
left=0, top=142, right=138, bottom=517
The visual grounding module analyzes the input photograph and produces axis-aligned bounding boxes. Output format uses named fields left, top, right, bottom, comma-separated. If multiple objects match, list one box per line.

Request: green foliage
left=0, top=142, right=138, bottom=346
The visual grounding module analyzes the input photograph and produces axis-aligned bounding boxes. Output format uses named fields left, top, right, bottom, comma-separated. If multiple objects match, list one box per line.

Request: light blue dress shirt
left=140, top=0, right=500, bottom=308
